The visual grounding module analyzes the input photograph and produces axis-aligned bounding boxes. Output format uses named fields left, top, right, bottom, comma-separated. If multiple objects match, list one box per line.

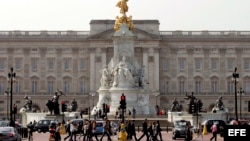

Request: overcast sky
left=0, top=0, right=250, bottom=31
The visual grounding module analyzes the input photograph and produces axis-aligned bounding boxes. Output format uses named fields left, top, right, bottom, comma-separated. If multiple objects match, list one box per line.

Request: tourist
left=138, top=118, right=149, bottom=141
left=155, top=120, right=163, bottom=141
left=210, top=122, right=218, bottom=141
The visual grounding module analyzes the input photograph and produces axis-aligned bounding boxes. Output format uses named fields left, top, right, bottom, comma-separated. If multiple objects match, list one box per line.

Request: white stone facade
left=0, top=20, right=250, bottom=117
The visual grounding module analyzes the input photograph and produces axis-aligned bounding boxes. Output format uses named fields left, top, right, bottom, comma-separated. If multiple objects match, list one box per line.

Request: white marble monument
left=92, top=1, right=153, bottom=115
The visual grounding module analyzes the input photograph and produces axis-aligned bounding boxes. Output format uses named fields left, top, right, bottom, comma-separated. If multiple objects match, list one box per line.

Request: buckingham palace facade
left=0, top=20, right=250, bottom=116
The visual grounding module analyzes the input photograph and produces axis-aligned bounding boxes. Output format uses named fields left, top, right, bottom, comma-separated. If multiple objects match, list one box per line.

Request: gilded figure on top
left=116, top=0, right=129, bottom=15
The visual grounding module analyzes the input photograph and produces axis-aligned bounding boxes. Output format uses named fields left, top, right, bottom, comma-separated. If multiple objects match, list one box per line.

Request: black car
left=201, top=119, right=226, bottom=136
left=172, top=120, right=193, bottom=140
left=34, top=119, right=57, bottom=133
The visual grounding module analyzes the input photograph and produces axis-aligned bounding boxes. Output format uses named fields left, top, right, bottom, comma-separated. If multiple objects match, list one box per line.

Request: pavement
left=22, top=131, right=224, bottom=141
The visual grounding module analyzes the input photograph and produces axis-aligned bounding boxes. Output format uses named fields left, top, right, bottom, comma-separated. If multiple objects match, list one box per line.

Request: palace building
left=0, top=20, right=250, bottom=117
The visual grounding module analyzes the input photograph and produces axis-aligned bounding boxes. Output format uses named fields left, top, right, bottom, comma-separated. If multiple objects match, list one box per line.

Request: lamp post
left=8, top=67, right=16, bottom=127
left=237, top=87, right=244, bottom=119
left=232, top=67, right=239, bottom=121
left=4, top=89, right=9, bottom=120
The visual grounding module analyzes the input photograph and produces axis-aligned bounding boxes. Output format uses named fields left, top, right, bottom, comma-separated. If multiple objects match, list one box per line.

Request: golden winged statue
left=116, top=0, right=129, bottom=15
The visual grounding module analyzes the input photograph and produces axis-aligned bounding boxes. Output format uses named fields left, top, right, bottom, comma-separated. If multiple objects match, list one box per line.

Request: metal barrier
left=16, top=127, right=28, bottom=138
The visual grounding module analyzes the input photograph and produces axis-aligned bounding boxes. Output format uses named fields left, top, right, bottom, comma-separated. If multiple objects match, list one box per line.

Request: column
left=142, top=48, right=149, bottom=77
left=101, top=48, right=107, bottom=66
left=56, top=49, right=62, bottom=90
left=23, top=48, right=30, bottom=92
left=39, top=48, right=46, bottom=92
left=89, top=48, right=96, bottom=92
left=219, top=48, right=226, bottom=91
left=187, top=47, right=194, bottom=91
left=72, top=48, right=79, bottom=93
left=154, top=48, right=160, bottom=91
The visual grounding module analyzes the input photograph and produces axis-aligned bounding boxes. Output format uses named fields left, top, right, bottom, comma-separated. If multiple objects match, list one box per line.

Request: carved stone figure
left=215, top=96, right=224, bottom=110
left=71, top=98, right=78, bottom=112
left=117, top=56, right=134, bottom=83
left=100, top=65, right=110, bottom=88
left=46, top=89, right=64, bottom=115
left=112, top=67, right=119, bottom=87
left=170, top=98, right=181, bottom=112
left=116, top=0, right=129, bottom=15
left=23, top=96, right=32, bottom=112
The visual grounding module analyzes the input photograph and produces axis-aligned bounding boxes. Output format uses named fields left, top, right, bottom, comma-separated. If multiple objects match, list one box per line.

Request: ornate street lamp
left=237, top=87, right=244, bottom=119
left=4, top=89, right=9, bottom=120
left=8, top=67, right=16, bottom=127
left=232, top=67, right=239, bottom=121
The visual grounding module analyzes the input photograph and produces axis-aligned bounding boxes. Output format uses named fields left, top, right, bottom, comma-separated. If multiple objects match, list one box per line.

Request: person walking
left=155, top=120, right=163, bottom=141
left=118, top=122, right=127, bottom=141
left=69, top=122, right=77, bottom=141
left=210, top=122, right=218, bottom=141
left=138, top=118, right=149, bottom=141
left=82, top=121, right=89, bottom=141
left=193, top=122, right=203, bottom=141
left=132, top=107, right=136, bottom=119
left=129, top=120, right=137, bottom=141
left=100, top=119, right=112, bottom=141
left=55, top=122, right=61, bottom=141
left=90, top=120, right=99, bottom=141
left=64, top=122, right=71, bottom=141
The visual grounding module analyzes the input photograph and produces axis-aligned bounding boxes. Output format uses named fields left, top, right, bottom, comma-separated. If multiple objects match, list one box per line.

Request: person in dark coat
left=138, top=118, right=149, bottom=141
left=129, top=120, right=137, bottom=141
left=155, top=120, right=163, bottom=141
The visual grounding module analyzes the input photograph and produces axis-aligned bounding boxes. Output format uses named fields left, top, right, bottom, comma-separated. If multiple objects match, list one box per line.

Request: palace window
left=211, top=58, right=218, bottom=71
left=195, top=58, right=202, bottom=71
left=211, top=80, right=218, bottom=93
left=64, top=58, right=71, bottom=70
left=243, top=58, right=250, bottom=70
left=15, top=79, right=22, bottom=94
left=80, top=80, right=87, bottom=94
left=0, top=59, right=5, bottom=70
left=31, top=80, right=38, bottom=94
left=227, top=80, right=234, bottom=94
left=195, top=80, right=201, bottom=93
left=227, top=58, right=235, bottom=71
left=47, top=80, right=54, bottom=94
left=64, top=81, right=70, bottom=93
left=178, top=58, right=186, bottom=72
left=179, top=80, right=185, bottom=94
left=80, top=58, right=86, bottom=70
left=47, top=58, right=55, bottom=70
left=15, top=58, right=22, bottom=70
left=162, top=60, right=168, bottom=71
left=163, top=81, right=168, bottom=94
left=243, top=79, right=250, bottom=93
left=31, top=58, right=39, bottom=71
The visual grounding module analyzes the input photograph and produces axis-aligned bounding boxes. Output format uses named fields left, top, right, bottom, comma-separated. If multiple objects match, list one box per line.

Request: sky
left=0, top=0, right=250, bottom=31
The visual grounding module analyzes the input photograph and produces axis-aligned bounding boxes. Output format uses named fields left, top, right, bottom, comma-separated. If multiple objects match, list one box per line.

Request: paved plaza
left=22, top=131, right=224, bottom=141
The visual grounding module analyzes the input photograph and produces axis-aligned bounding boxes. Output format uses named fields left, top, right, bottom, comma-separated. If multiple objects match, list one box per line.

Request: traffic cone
left=60, top=124, right=66, bottom=135
left=202, top=124, right=208, bottom=135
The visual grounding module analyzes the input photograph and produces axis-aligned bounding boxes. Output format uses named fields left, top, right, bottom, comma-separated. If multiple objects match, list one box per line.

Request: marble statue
left=46, top=88, right=64, bottom=115
left=100, top=65, right=110, bottom=88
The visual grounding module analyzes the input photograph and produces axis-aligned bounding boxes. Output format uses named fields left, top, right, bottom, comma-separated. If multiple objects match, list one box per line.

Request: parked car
left=201, top=119, right=226, bottom=136
left=0, top=127, right=22, bottom=141
left=34, top=119, right=57, bottom=133
left=0, top=120, right=9, bottom=127
left=172, top=120, right=193, bottom=140
left=229, top=119, right=249, bottom=125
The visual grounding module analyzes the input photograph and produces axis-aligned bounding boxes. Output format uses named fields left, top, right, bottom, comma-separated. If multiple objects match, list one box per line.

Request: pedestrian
left=90, top=120, right=99, bottom=141
left=27, top=121, right=34, bottom=140
left=193, top=122, right=203, bottom=141
left=155, top=120, right=163, bottom=141
left=64, top=122, right=71, bottom=141
left=69, top=122, right=77, bottom=141
left=126, top=120, right=131, bottom=140
left=118, top=122, right=127, bottom=141
left=185, top=122, right=192, bottom=141
left=82, top=121, right=89, bottom=141
left=129, top=120, right=137, bottom=141
left=132, top=107, right=136, bottom=119
left=87, top=120, right=93, bottom=141
left=55, top=122, right=61, bottom=141
left=100, top=118, right=112, bottom=141
left=210, top=122, right=218, bottom=141
left=128, top=109, right=132, bottom=119
left=138, top=118, right=149, bottom=141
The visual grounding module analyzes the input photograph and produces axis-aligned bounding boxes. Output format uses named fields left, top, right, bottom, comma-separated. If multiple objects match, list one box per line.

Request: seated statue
left=215, top=96, right=224, bottom=111
left=170, top=98, right=182, bottom=112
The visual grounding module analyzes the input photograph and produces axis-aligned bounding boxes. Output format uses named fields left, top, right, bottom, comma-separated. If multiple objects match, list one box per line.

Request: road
left=22, top=131, right=224, bottom=141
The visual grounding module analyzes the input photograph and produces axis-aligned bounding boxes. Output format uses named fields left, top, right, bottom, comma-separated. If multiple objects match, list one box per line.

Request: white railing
left=160, top=31, right=250, bottom=36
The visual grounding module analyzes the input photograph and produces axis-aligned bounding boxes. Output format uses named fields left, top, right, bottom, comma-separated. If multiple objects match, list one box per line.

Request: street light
left=8, top=67, right=16, bottom=127
left=4, top=89, right=9, bottom=120
left=237, top=87, right=244, bottom=119
left=232, top=67, right=239, bottom=121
